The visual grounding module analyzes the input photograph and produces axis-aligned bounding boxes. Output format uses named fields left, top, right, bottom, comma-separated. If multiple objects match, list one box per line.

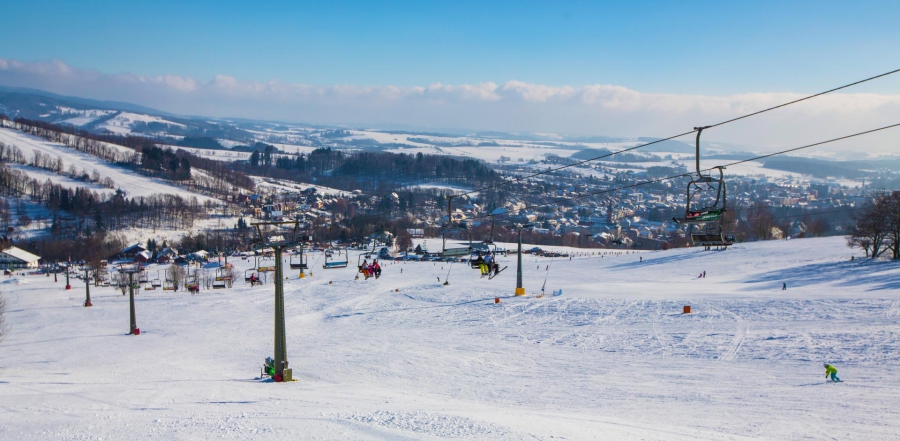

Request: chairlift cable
left=353, top=68, right=900, bottom=222
left=451, top=68, right=900, bottom=199
left=523, top=123, right=900, bottom=211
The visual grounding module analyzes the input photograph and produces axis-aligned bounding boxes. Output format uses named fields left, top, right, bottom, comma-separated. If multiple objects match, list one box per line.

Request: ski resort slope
left=1, top=236, right=900, bottom=440
left=0, top=128, right=213, bottom=201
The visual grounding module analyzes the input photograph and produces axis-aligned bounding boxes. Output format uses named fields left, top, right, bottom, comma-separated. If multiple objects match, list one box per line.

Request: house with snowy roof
left=0, top=246, right=41, bottom=269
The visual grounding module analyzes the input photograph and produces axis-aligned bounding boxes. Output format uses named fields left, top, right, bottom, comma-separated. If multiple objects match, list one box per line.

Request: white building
left=0, top=246, right=41, bottom=269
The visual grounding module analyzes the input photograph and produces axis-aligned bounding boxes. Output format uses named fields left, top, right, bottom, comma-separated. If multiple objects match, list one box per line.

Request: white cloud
left=1, top=58, right=899, bottom=152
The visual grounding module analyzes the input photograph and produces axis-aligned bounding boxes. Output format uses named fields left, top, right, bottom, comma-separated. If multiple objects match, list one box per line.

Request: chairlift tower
left=252, top=221, right=310, bottom=382
left=83, top=265, right=93, bottom=307
left=515, top=224, right=526, bottom=296
left=117, top=265, right=143, bottom=335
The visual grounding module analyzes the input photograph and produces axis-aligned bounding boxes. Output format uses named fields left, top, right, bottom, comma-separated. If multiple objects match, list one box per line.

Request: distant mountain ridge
left=0, top=86, right=171, bottom=117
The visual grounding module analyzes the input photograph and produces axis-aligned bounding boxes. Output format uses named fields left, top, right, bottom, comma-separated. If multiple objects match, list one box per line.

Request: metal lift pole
left=515, top=227, right=525, bottom=296
left=128, top=272, right=137, bottom=334
left=83, top=266, right=92, bottom=307
left=273, top=244, right=287, bottom=379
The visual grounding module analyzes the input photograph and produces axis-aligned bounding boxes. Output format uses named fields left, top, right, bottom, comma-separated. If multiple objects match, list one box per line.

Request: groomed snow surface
left=1, top=236, right=899, bottom=440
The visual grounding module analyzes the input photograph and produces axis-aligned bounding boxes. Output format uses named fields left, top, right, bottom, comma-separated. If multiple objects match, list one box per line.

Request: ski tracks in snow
left=708, top=302, right=748, bottom=361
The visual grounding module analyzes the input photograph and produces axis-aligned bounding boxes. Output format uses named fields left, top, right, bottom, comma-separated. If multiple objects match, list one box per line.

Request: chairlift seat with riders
left=357, top=251, right=382, bottom=279
left=673, top=126, right=734, bottom=249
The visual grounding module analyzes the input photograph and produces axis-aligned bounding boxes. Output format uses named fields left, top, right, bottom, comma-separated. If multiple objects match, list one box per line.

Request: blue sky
left=0, top=0, right=898, bottom=149
left=2, top=0, right=898, bottom=93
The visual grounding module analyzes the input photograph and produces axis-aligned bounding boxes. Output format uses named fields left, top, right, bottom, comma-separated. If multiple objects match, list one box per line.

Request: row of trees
left=3, top=118, right=140, bottom=164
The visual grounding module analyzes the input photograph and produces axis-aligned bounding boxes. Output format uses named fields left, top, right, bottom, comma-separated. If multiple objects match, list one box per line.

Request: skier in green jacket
left=824, top=363, right=841, bottom=382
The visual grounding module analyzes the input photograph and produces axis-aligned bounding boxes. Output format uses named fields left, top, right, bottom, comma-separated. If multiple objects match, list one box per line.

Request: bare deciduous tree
left=167, top=265, right=186, bottom=291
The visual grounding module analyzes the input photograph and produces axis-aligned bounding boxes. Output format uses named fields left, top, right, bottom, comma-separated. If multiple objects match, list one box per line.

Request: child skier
left=824, top=363, right=841, bottom=382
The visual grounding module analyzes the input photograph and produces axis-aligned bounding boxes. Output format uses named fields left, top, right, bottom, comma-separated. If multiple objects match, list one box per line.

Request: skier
left=482, top=253, right=493, bottom=276
left=824, top=363, right=841, bottom=382
left=782, top=282, right=787, bottom=290
left=640, top=256, right=642, bottom=262
left=702, top=271, right=706, bottom=278
left=372, top=260, right=381, bottom=278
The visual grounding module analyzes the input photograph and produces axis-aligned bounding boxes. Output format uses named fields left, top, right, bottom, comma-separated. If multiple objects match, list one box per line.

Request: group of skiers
left=359, top=259, right=382, bottom=279
left=473, top=252, right=501, bottom=277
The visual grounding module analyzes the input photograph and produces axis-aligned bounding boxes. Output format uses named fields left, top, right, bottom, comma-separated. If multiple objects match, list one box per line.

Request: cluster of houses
left=116, top=243, right=210, bottom=265
left=233, top=185, right=340, bottom=222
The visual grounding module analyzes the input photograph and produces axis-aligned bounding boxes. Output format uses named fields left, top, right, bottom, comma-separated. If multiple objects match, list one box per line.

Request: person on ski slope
left=482, top=253, right=493, bottom=276
left=360, top=259, right=369, bottom=277
left=372, top=260, right=381, bottom=277
left=824, top=363, right=841, bottom=382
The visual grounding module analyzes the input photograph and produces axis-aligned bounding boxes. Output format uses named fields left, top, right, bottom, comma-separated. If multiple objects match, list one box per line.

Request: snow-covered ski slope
left=0, top=128, right=213, bottom=201
left=1, top=236, right=899, bottom=440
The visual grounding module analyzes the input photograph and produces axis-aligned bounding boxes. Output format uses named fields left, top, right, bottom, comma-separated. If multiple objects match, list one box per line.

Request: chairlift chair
left=289, top=253, right=308, bottom=270
left=688, top=222, right=735, bottom=249
left=257, top=255, right=276, bottom=272
left=213, top=267, right=229, bottom=289
left=185, top=274, right=200, bottom=293
left=323, top=247, right=349, bottom=269
left=674, top=126, right=733, bottom=249
left=357, top=251, right=379, bottom=278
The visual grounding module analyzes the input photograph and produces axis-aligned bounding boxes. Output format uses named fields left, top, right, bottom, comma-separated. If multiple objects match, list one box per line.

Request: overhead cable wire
left=524, top=123, right=900, bottom=211
left=453, top=67, right=900, bottom=198
left=332, top=68, right=900, bottom=223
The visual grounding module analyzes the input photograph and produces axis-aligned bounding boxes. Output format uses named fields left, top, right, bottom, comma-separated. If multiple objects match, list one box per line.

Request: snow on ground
left=160, top=144, right=253, bottom=162
left=253, top=177, right=346, bottom=196
left=97, top=112, right=186, bottom=135
left=0, top=128, right=214, bottom=201
left=1, top=236, right=899, bottom=440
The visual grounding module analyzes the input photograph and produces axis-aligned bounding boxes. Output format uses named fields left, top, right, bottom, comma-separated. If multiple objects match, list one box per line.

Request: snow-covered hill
left=1, top=236, right=898, bottom=440
left=0, top=127, right=213, bottom=201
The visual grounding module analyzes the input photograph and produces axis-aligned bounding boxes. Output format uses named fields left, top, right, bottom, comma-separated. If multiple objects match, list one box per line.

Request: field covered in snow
left=1, top=236, right=899, bottom=440
left=0, top=128, right=213, bottom=201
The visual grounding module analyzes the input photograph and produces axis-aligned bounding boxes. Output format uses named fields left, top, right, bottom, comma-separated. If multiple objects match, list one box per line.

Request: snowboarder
left=824, top=363, right=841, bottom=382
left=640, top=256, right=642, bottom=262
left=782, top=282, right=787, bottom=290
left=702, top=271, right=706, bottom=278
